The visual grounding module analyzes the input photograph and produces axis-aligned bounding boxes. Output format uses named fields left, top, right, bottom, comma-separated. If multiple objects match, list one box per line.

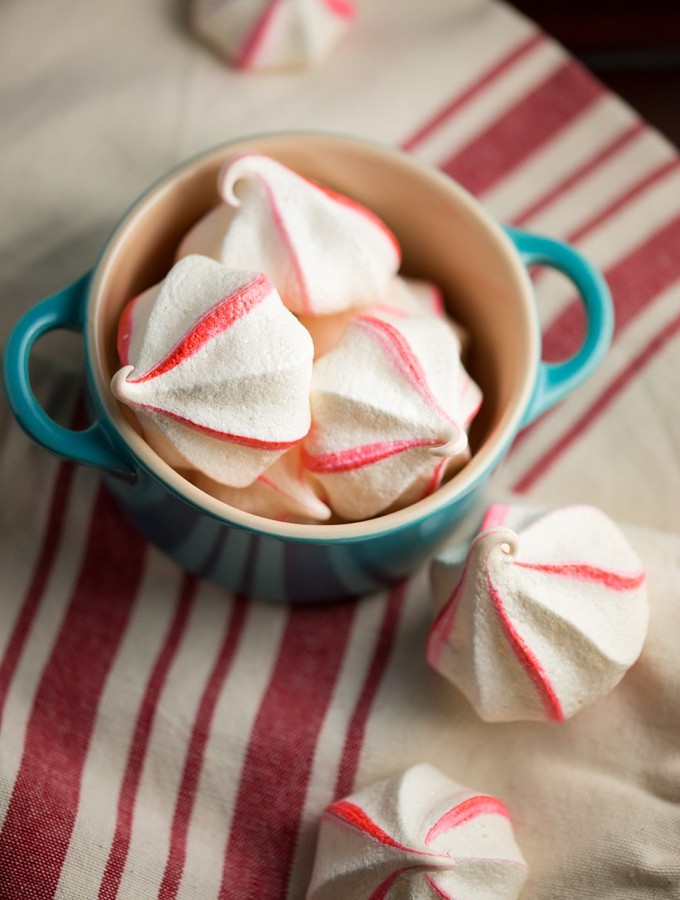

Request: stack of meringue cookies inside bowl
left=112, top=152, right=480, bottom=525
left=111, top=154, right=650, bottom=898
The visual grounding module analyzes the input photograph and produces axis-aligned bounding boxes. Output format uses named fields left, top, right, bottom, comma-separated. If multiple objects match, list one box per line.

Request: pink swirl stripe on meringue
left=422, top=875, right=454, bottom=900
left=424, top=794, right=509, bottom=845
left=421, top=457, right=448, bottom=500
left=427, top=283, right=445, bottom=314
left=322, top=0, right=356, bottom=19
left=369, top=867, right=430, bottom=900
left=353, top=316, right=461, bottom=429
left=427, top=530, right=486, bottom=667
left=480, top=503, right=511, bottom=530
left=312, top=182, right=401, bottom=262
left=233, top=0, right=280, bottom=68
left=135, top=404, right=301, bottom=451
left=325, top=800, right=415, bottom=854
left=486, top=569, right=564, bottom=722
left=129, top=273, right=271, bottom=384
left=302, top=437, right=445, bottom=474
left=459, top=370, right=483, bottom=426
left=219, top=158, right=314, bottom=313
left=513, top=560, right=646, bottom=591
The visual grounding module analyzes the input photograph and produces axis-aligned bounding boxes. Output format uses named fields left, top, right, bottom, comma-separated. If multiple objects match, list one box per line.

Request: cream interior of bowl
left=88, top=132, right=538, bottom=539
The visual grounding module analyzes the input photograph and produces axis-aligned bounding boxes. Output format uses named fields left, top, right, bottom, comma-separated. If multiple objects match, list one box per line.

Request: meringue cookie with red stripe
left=298, top=275, right=447, bottom=360
left=307, top=763, right=528, bottom=899
left=176, top=153, right=401, bottom=316
left=191, top=0, right=355, bottom=71
left=428, top=504, right=649, bottom=723
left=302, top=311, right=482, bottom=521
left=112, top=255, right=314, bottom=488
left=193, top=446, right=331, bottom=523
left=377, top=274, right=446, bottom=318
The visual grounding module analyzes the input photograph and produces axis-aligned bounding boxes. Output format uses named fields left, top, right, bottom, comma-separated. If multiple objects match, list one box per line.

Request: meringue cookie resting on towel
left=427, top=504, right=649, bottom=723
left=302, top=311, right=482, bottom=521
left=111, top=255, right=314, bottom=488
left=193, top=446, right=331, bottom=523
left=307, top=763, right=528, bottom=899
left=190, top=0, right=355, bottom=71
left=176, top=153, right=401, bottom=316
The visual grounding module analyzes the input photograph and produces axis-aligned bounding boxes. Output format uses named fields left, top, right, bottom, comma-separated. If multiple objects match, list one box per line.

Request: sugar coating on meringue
left=428, top=504, right=649, bottom=723
left=191, top=0, right=356, bottom=71
left=302, top=311, right=482, bottom=521
left=177, top=152, right=401, bottom=316
left=307, top=763, right=528, bottom=899
left=111, top=255, right=314, bottom=488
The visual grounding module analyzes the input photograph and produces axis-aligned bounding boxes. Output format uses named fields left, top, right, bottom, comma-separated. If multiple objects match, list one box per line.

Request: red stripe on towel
left=513, top=304, right=680, bottom=493
left=157, top=596, right=250, bottom=900
left=0, top=398, right=86, bottom=726
left=0, top=460, right=76, bottom=726
left=440, top=60, right=603, bottom=197
left=98, top=575, right=198, bottom=900
left=401, top=33, right=546, bottom=152
left=0, top=486, right=146, bottom=898
left=335, top=583, right=407, bottom=799
left=512, top=121, right=646, bottom=227
left=219, top=601, right=356, bottom=898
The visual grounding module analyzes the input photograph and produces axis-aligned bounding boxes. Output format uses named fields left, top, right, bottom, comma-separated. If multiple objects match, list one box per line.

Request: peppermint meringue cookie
left=299, top=275, right=447, bottom=359
left=428, top=504, right=649, bottom=723
left=191, top=0, right=355, bottom=71
left=194, top=446, right=330, bottom=523
left=302, top=311, right=482, bottom=521
left=176, top=153, right=401, bottom=316
left=111, top=255, right=314, bottom=488
left=376, top=274, right=446, bottom=319
left=307, top=763, right=528, bottom=899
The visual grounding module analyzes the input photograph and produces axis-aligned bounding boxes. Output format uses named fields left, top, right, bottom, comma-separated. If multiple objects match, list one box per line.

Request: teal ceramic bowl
left=2, top=133, right=613, bottom=603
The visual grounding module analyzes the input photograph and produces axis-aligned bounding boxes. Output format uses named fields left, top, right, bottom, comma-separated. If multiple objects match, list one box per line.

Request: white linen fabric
left=1, top=1, right=679, bottom=897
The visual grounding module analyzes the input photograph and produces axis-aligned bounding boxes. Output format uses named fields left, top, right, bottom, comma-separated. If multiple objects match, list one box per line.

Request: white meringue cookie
left=191, top=0, right=355, bottom=71
left=307, top=763, right=528, bottom=899
left=375, top=274, right=446, bottom=319
left=302, top=311, right=482, bottom=521
left=428, top=504, right=649, bottom=723
left=193, top=446, right=330, bottom=523
left=376, top=276, right=471, bottom=354
left=112, top=255, right=314, bottom=488
left=298, top=275, right=447, bottom=360
left=177, top=153, right=401, bottom=316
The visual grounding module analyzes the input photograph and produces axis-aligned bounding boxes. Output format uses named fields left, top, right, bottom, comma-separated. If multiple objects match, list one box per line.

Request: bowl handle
left=2, top=274, right=134, bottom=474
left=505, top=226, right=614, bottom=426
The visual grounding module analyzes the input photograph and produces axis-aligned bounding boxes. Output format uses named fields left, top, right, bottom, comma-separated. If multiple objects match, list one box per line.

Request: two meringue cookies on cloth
left=112, top=153, right=482, bottom=524
left=307, top=764, right=528, bottom=899
left=428, top=503, right=649, bottom=722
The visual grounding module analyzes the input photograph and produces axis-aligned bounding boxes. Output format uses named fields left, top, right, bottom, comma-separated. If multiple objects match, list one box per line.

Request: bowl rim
left=86, top=130, right=540, bottom=542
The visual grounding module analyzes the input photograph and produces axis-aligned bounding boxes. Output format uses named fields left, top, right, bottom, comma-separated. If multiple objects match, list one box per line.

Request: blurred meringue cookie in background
left=302, top=310, right=482, bottom=521
left=190, top=0, right=356, bottom=71
left=307, top=763, right=528, bottom=899
left=111, top=255, right=314, bottom=488
left=427, top=504, right=649, bottom=723
left=176, top=153, right=401, bottom=316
